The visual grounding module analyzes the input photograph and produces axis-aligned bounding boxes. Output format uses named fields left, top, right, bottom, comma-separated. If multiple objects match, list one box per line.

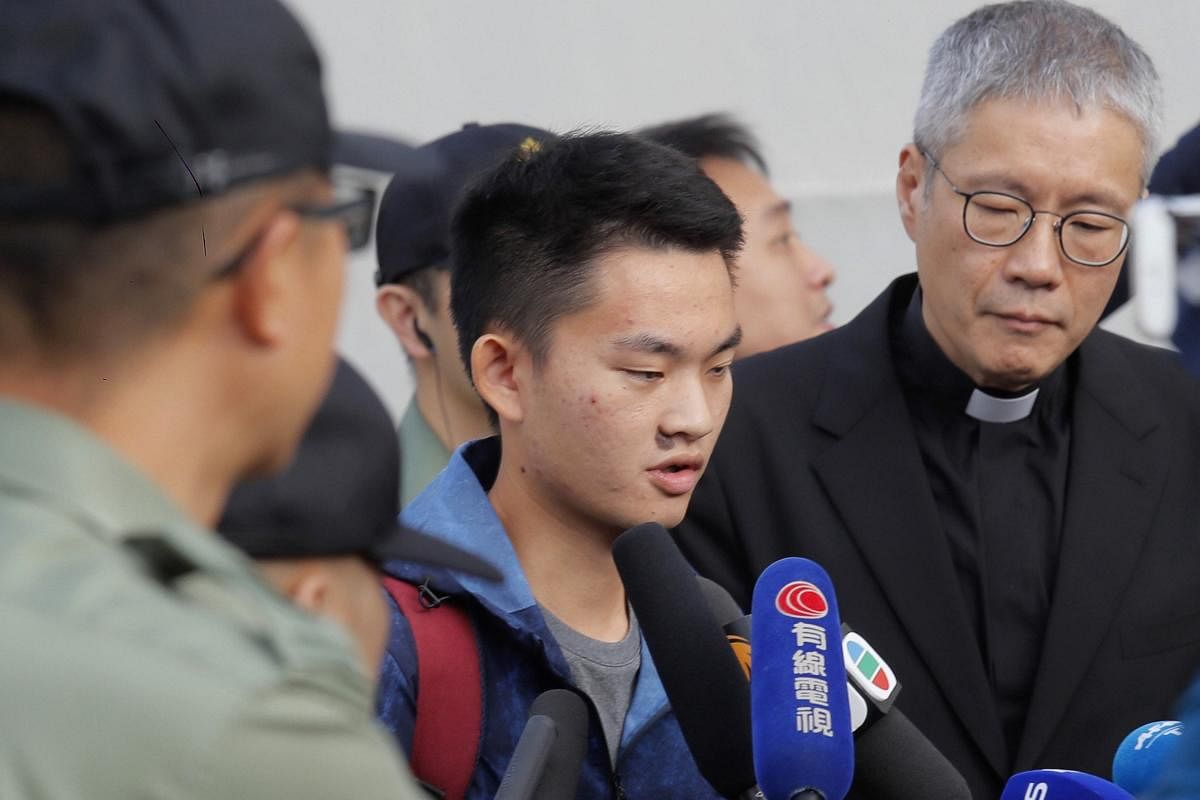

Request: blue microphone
left=999, top=770, right=1134, bottom=799
left=1112, top=720, right=1185, bottom=796
left=751, top=557, right=854, bottom=800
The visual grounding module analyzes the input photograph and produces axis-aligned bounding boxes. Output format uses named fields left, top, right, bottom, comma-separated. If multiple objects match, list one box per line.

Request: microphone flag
left=751, top=557, right=854, bottom=800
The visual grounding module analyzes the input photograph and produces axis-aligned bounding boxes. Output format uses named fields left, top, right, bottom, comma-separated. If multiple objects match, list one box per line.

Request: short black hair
left=640, top=113, right=769, bottom=175
left=450, top=131, right=743, bottom=405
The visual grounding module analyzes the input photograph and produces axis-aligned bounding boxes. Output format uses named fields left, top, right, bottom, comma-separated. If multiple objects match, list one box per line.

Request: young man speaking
left=377, top=132, right=743, bottom=798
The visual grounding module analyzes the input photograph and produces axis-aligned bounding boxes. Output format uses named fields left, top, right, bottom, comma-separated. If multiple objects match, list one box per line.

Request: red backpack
left=383, top=576, right=483, bottom=800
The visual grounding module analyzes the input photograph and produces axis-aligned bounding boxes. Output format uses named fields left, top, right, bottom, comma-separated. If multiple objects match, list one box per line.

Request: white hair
left=914, top=0, right=1162, bottom=183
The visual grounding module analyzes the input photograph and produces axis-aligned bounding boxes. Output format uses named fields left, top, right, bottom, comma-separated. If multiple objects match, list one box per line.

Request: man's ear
left=471, top=332, right=525, bottom=424
left=896, top=144, right=926, bottom=244
left=229, top=210, right=303, bottom=347
left=285, top=563, right=331, bottom=615
left=376, top=284, right=433, bottom=359
left=257, top=559, right=330, bottom=615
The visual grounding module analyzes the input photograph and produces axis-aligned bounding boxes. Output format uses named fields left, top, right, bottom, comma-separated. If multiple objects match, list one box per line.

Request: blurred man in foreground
left=679, top=3, right=1200, bottom=797
left=219, top=358, right=499, bottom=677
left=0, top=2, right=430, bottom=797
left=644, top=113, right=836, bottom=356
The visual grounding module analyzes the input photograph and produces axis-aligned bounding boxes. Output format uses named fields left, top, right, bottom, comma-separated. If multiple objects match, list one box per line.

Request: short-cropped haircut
left=449, top=131, right=743, bottom=384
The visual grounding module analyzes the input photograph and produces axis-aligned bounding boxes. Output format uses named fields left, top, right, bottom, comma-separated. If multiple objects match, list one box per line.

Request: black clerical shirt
left=893, top=289, right=1072, bottom=757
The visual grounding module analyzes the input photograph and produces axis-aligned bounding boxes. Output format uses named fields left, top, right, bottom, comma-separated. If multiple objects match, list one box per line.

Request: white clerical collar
left=965, top=387, right=1039, bottom=423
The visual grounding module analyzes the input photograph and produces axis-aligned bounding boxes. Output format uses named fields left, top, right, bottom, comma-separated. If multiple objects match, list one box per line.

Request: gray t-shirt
left=540, top=605, right=641, bottom=765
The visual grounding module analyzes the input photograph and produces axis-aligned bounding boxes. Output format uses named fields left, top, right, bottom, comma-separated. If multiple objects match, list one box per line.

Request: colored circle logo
left=775, top=581, right=828, bottom=619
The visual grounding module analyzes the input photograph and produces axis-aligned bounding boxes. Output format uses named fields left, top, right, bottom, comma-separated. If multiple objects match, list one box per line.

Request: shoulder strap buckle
left=417, top=578, right=451, bottom=609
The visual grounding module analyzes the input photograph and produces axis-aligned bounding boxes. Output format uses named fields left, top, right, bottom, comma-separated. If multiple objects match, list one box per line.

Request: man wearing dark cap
left=220, top=358, right=499, bottom=681
left=374, top=123, right=552, bottom=504
left=0, top=2, right=431, bottom=797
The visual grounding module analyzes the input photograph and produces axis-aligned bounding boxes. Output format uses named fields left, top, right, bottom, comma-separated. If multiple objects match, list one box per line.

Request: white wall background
left=283, top=0, right=1200, bottom=420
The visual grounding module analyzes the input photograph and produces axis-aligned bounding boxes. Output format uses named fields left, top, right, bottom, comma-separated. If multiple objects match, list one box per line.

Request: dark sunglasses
left=210, top=185, right=377, bottom=281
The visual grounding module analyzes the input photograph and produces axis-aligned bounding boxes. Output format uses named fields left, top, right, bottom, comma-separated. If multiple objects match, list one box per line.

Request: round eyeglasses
left=924, top=153, right=1130, bottom=267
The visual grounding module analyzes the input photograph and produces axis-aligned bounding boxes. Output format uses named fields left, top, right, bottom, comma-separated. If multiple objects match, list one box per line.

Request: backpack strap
left=383, top=576, right=482, bottom=800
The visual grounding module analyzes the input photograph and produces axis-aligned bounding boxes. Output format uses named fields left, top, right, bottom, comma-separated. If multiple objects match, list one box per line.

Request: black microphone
left=851, top=708, right=970, bottom=799
left=614, top=523, right=760, bottom=800
left=696, top=575, right=752, bottom=680
left=697, top=575, right=970, bottom=799
left=494, top=689, right=588, bottom=800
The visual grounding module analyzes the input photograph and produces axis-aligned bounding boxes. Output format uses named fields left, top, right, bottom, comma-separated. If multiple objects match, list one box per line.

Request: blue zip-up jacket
left=377, top=438, right=721, bottom=799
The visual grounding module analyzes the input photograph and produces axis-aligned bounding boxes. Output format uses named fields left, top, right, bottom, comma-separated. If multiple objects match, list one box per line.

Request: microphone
left=751, top=557, right=855, bottom=800
left=494, top=689, right=588, bottom=800
left=613, top=523, right=759, bottom=800
left=698, top=575, right=969, bottom=799
left=696, top=575, right=752, bottom=680
left=1112, top=720, right=1185, bottom=796
left=999, top=770, right=1134, bottom=799
left=851, top=708, right=970, bottom=799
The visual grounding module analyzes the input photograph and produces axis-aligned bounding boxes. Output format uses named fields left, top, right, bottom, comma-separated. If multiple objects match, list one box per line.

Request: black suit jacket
left=677, top=274, right=1200, bottom=798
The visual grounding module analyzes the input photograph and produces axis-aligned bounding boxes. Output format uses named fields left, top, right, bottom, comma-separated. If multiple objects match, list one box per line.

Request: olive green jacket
left=0, top=399, right=423, bottom=799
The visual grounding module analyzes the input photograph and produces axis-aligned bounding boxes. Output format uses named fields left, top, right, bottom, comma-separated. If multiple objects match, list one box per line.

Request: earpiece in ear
left=414, top=323, right=435, bottom=352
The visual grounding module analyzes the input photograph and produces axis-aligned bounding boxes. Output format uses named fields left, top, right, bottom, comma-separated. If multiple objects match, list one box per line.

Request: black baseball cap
left=218, top=358, right=501, bottom=581
left=0, top=1, right=430, bottom=223
left=375, top=122, right=554, bottom=285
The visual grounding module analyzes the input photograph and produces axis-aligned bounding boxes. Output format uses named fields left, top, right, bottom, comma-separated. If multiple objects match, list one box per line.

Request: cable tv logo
left=1135, top=720, right=1183, bottom=750
left=775, top=581, right=828, bottom=619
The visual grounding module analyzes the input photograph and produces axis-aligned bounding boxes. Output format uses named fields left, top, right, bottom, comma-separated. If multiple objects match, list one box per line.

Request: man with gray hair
left=678, top=2, right=1200, bottom=796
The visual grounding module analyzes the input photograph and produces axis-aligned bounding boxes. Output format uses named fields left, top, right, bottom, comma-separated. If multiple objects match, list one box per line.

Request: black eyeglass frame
left=290, top=186, right=377, bottom=251
left=922, top=151, right=1130, bottom=268
left=209, top=185, right=377, bottom=281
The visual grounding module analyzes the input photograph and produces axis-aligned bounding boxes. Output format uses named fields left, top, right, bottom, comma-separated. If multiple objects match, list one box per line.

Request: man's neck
left=488, top=451, right=630, bottom=643
left=0, top=352, right=249, bottom=528
left=412, top=369, right=493, bottom=452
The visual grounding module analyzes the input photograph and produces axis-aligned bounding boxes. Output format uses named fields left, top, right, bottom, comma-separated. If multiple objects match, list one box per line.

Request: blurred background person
left=0, top=2, right=431, bottom=797
left=1138, top=119, right=1200, bottom=798
left=644, top=113, right=837, bottom=357
left=374, top=123, right=553, bottom=503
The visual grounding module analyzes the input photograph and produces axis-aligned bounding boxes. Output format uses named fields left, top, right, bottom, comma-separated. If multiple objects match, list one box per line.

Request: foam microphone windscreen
left=751, top=557, right=855, bottom=800
left=999, top=770, right=1135, bottom=799
left=613, top=522, right=757, bottom=798
left=529, top=689, right=588, bottom=799
left=697, top=575, right=753, bottom=680
left=851, top=706, right=970, bottom=799
left=495, top=689, right=589, bottom=800
left=1112, top=720, right=1184, bottom=796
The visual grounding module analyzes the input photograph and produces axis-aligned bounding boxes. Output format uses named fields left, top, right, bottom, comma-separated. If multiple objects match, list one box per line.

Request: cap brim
left=332, top=130, right=440, bottom=179
left=370, top=522, right=503, bottom=582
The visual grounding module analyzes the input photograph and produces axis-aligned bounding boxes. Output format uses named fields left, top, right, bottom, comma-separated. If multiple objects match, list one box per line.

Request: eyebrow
left=762, top=199, right=792, bottom=221
left=612, top=326, right=743, bottom=360
left=956, top=172, right=1129, bottom=215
